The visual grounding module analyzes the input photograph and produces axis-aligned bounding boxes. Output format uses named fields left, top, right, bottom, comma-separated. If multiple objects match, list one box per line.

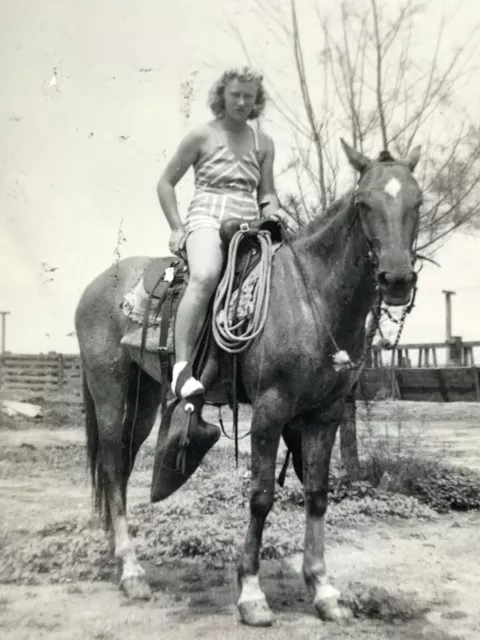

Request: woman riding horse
left=156, top=67, right=282, bottom=400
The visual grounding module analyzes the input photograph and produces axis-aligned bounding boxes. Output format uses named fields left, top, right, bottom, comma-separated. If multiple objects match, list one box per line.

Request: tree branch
left=291, top=0, right=328, bottom=210
left=370, top=0, right=388, bottom=148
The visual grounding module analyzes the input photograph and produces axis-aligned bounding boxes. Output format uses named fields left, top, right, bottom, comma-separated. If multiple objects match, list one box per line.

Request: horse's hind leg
left=116, top=364, right=162, bottom=598
left=122, top=363, right=161, bottom=494
left=298, top=405, right=352, bottom=621
left=84, top=357, right=157, bottom=601
left=237, top=388, right=290, bottom=627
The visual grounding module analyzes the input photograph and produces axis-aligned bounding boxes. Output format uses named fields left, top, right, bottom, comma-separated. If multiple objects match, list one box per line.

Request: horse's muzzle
left=377, top=269, right=417, bottom=306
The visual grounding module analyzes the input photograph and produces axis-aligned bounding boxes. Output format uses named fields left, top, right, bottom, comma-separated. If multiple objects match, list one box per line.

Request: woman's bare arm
left=257, top=132, right=280, bottom=218
left=157, top=127, right=207, bottom=230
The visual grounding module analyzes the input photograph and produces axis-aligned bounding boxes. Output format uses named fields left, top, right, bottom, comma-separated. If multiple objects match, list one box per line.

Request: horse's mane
left=293, top=189, right=355, bottom=251
left=323, top=191, right=354, bottom=219
left=376, top=149, right=396, bottom=163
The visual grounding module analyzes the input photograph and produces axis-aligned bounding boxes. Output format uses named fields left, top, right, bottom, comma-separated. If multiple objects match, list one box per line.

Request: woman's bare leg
left=172, top=227, right=224, bottom=397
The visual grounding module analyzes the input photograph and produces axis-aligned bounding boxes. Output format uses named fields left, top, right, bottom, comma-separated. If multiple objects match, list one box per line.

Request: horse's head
left=341, top=139, right=423, bottom=306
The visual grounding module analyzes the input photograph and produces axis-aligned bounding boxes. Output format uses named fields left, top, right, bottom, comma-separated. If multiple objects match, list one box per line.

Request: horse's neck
left=292, top=200, right=376, bottom=336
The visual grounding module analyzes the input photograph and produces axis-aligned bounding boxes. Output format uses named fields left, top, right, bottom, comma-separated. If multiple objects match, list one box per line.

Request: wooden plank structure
left=360, top=338, right=480, bottom=402
left=0, top=352, right=82, bottom=401
left=359, top=366, right=480, bottom=402
left=1, top=338, right=480, bottom=403
left=384, top=339, right=479, bottom=369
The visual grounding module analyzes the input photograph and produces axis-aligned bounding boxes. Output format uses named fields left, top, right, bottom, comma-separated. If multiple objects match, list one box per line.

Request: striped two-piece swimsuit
left=184, top=124, right=261, bottom=238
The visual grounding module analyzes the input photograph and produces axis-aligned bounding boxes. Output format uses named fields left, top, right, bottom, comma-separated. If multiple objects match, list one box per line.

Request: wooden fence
left=1, top=342, right=480, bottom=404
left=0, top=353, right=82, bottom=401
left=367, top=339, right=480, bottom=369
left=358, top=366, right=480, bottom=402
left=358, top=339, right=480, bottom=402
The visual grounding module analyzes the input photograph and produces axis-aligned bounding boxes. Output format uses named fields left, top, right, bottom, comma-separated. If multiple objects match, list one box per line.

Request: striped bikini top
left=193, top=124, right=261, bottom=195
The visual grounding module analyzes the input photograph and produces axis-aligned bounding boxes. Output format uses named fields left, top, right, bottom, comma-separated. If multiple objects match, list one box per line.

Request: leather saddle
left=143, top=257, right=188, bottom=300
left=218, top=217, right=286, bottom=285
left=142, top=217, right=285, bottom=302
left=219, top=217, right=285, bottom=245
left=143, top=217, right=285, bottom=502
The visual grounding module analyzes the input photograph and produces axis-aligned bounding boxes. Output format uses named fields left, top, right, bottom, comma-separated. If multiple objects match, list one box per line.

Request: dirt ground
left=1, top=400, right=480, bottom=640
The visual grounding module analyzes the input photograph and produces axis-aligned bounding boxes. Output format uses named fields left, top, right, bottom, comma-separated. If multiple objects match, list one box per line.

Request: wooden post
left=448, top=336, right=463, bottom=367
left=0, top=312, right=10, bottom=354
left=442, top=290, right=455, bottom=342
left=472, top=368, right=480, bottom=401
left=463, top=346, right=474, bottom=366
left=57, top=353, right=64, bottom=390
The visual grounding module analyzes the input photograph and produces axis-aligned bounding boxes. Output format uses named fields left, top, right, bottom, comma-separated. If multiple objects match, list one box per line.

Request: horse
left=74, top=139, right=422, bottom=627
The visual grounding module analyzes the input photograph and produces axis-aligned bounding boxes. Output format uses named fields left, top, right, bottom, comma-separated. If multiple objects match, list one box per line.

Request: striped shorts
left=184, top=188, right=260, bottom=238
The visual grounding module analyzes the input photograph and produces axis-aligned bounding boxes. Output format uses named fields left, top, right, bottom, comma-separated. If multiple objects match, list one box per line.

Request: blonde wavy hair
left=207, top=66, right=267, bottom=120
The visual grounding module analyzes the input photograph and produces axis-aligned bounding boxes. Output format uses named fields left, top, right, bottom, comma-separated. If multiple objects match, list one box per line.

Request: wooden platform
left=360, top=366, right=480, bottom=402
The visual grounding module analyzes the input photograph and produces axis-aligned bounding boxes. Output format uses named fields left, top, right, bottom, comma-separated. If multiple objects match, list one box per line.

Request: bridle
left=350, top=160, right=422, bottom=275
left=320, top=159, right=424, bottom=373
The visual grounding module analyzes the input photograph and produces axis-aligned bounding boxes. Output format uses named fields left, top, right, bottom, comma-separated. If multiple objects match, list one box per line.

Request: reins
left=276, top=160, right=425, bottom=486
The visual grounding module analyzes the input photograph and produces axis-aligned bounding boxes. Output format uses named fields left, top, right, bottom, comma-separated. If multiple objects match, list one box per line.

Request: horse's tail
left=83, top=372, right=111, bottom=531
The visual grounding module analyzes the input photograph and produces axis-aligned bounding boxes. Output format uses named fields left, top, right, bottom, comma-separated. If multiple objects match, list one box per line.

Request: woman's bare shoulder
left=257, top=129, right=275, bottom=158
left=180, top=123, right=211, bottom=149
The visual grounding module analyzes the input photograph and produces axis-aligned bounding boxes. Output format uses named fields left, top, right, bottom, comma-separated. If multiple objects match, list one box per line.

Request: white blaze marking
left=384, top=178, right=401, bottom=199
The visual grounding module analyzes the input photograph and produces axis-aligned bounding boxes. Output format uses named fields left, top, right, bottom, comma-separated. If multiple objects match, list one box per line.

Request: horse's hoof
left=120, top=575, right=152, bottom=601
left=314, top=596, right=352, bottom=622
left=238, top=598, right=275, bottom=627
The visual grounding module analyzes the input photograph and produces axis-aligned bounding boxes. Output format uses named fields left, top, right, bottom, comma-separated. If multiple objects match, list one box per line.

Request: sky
left=1, top=0, right=480, bottom=357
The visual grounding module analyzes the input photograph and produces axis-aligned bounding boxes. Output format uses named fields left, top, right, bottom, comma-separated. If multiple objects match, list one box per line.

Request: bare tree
left=240, top=0, right=480, bottom=254
left=230, top=0, right=480, bottom=477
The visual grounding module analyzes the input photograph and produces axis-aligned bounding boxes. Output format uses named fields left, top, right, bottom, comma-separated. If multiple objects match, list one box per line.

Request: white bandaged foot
left=171, top=361, right=204, bottom=398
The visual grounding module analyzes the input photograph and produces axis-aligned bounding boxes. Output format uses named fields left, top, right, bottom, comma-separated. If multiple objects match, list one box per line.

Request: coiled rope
left=212, top=229, right=274, bottom=354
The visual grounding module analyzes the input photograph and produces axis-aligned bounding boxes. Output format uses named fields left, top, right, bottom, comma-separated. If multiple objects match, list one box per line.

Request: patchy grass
left=0, top=410, right=23, bottom=430
left=344, top=582, right=431, bottom=622
left=0, top=392, right=84, bottom=430
left=0, top=444, right=437, bottom=586
left=1, top=398, right=480, bottom=588
left=403, top=463, right=480, bottom=512
left=350, top=405, right=480, bottom=513
left=356, top=399, right=480, bottom=423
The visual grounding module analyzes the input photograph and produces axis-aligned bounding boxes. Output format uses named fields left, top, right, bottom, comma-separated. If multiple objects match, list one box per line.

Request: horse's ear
left=340, top=138, right=370, bottom=174
left=407, top=145, right=421, bottom=172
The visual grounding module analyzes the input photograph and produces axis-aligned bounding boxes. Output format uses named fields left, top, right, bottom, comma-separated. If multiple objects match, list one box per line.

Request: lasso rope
left=212, top=229, right=274, bottom=353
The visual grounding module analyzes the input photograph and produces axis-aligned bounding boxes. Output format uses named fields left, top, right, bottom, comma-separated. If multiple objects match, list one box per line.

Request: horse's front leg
left=301, top=405, right=351, bottom=621
left=237, top=388, right=289, bottom=627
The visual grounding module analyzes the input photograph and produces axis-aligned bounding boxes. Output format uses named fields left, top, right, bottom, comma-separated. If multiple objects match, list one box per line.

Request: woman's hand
left=169, top=226, right=187, bottom=257
left=266, top=210, right=283, bottom=222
